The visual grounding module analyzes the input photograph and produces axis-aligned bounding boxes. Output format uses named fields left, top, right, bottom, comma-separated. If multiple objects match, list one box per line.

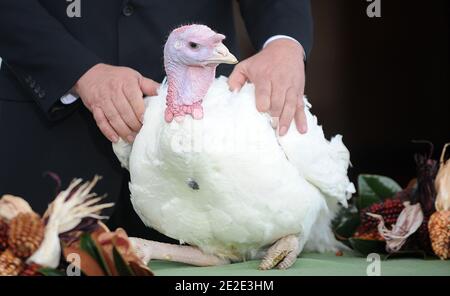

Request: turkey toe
left=259, top=234, right=299, bottom=270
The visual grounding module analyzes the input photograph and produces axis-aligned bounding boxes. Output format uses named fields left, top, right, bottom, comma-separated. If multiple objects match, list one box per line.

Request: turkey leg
left=130, top=237, right=230, bottom=267
left=259, top=234, right=300, bottom=270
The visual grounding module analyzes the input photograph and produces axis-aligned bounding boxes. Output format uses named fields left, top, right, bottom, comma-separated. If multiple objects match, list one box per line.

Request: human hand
left=74, top=63, right=159, bottom=143
left=228, top=39, right=307, bottom=136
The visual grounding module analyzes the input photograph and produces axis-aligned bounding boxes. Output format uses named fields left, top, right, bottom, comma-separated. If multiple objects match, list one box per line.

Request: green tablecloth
left=149, top=252, right=450, bottom=276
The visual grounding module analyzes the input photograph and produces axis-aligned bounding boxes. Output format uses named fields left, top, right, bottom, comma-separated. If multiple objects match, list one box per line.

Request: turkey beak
left=206, top=43, right=238, bottom=65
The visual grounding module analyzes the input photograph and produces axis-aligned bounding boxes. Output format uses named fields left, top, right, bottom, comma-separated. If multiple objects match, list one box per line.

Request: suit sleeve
left=237, top=0, right=313, bottom=57
left=0, top=1, right=101, bottom=119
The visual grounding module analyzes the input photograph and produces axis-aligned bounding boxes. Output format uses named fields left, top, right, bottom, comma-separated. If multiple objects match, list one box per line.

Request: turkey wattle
left=113, top=24, right=355, bottom=270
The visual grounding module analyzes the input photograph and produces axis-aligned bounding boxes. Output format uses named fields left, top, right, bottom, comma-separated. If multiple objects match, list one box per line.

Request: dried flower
left=19, top=263, right=42, bottom=276
left=96, top=228, right=151, bottom=274
left=0, top=249, right=24, bottom=276
left=0, top=219, right=8, bottom=252
left=368, top=202, right=424, bottom=252
left=353, top=228, right=385, bottom=241
left=63, top=224, right=153, bottom=276
left=404, top=141, right=439, bottom=253
left=428, top=143, right=450, bottom=259
left=8, top=212, right=45, bottom=258
left=0, top=195, right=33, bottom=222
left=412, top=141, right=438, bottom=217
left=428, top=212, right=450, bottom=259
left=435, top=143, right=450, bottom=212
left=360, top=198, right=405, bottom=230
left=28, top=176, right=113, bottom=268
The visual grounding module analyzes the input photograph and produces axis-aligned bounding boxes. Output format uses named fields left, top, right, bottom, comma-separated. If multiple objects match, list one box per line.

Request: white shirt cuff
left=263, top=35, right=301, bottom=48
left=60, top=92, right=78, bottom=105
left=263, top=35, right=306, bottom=60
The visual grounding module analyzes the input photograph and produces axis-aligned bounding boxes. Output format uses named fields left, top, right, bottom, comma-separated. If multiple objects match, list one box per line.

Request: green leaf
left=335, top=214, right=361, bottom=240
left=112, top=246, right=134, bottom=276
left=349, top=238, right=386, bottom=256
left=38, top=267, right=66, bottom=276
left=79, top=233, right=111, bottom=276
left=356, top=175, right=402, bottom=209
left=333, top=206, right=360, bottom=240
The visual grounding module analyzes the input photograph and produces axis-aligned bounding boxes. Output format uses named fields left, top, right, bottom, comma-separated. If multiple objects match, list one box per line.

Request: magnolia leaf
left=38, top=267, right=65, bottom=276
left=80, top=233, right=111, bottom=275
left=333, top=206, right=360, bottom=240
left=349, top=238, right=386, bottom=256
left=112, top=246, right=134, bottom=276
left=63, top=245, right=105, bottom=276
left=357, top=175, right=402, bottom=209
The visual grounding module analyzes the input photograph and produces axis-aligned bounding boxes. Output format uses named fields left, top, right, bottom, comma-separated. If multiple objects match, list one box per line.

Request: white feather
left=113, top=76, right=354, bottom=260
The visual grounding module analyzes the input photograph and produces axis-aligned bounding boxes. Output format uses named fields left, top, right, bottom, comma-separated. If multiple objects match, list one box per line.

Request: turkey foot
left=130, top=237, right=229, bottom=267
left=259, top=234, right=300, bottom=270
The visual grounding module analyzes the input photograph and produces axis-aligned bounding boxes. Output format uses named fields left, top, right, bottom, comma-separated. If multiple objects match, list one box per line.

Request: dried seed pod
left=359, top=198, right=405, bottom=230
left=368, top=202, right=424, bottom=252
left=406, top=142, right=439, bottom=254
left=0, top=195, right=33, bottom=222
left=435, top=143, right=450, bottom=212
left=8, top=212, right=45, bottom=258
left=353, top=227, right=384, bottom=241
left=0, top=219, right=8, bottom=252
left=412, top=141, right=438, bottom=217
left=428, top=211, right=450, bottom=259
left=428, top=143, right=450, bottom=259
left=19, top=263, right=42, bottom=276
left=0, top=249, right=24, bottom=276
left=29, top=176, right=113, bottom=268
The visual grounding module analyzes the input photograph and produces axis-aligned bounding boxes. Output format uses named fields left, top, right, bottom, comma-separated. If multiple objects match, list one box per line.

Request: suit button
left=29, top=80, right=36, bottom=88
left=123, top=4, right=134, bottom=16
left=38, top=90, right=46, bottom=99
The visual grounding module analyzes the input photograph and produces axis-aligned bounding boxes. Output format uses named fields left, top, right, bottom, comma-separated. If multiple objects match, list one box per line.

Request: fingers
left=102, top=98, right=135, bottom=143
left=111, top=88, right=142, bottom=132
left=228, top=64, right=247, bottom=92
left=140, top=77, right=159, bottom=96
left=254, top=79, right=271, bottom=113
left=294, top=97, right=308, bottom=134
left=296, top=66, right=307, bottom=134
left=78, top=64, right=154, bottom=143
left=92, top=107, right=119, bottom=143
left=279, top=88, right=298, bottom=136
left=269, top=83, right=286, bottom=118
left=123, top=81, right=146, bottom=123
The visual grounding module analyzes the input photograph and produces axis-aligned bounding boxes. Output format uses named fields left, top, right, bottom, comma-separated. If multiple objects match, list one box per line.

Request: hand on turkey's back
left=228, top=38, right=307, bottom=136
left=74, top=63, right=159, bottom=143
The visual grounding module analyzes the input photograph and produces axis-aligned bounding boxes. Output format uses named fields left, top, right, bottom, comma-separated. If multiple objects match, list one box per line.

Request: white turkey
left=113, top=24, right=355, bottom=270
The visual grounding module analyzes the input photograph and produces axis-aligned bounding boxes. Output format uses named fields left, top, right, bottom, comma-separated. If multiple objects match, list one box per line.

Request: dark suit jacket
left=0, top=0, right=312, bottom=237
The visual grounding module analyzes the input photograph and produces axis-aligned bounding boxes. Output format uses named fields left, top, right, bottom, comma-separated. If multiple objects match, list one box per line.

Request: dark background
left=234, top=0, right=449, bottom=186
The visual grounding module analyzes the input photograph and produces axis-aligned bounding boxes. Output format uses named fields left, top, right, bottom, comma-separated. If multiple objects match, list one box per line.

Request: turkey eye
left=189, top=42, right=199, bottom=49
